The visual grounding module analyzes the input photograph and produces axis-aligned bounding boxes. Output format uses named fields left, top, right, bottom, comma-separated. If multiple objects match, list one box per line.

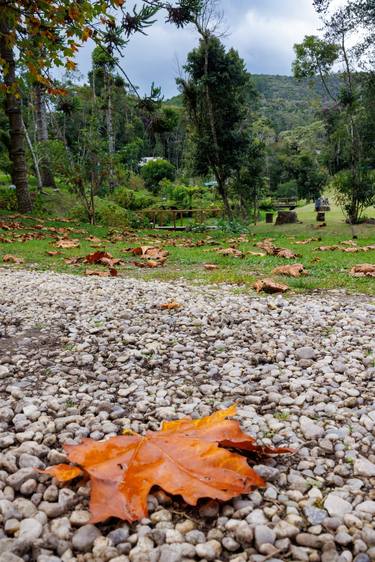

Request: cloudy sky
left=76, top=0, right=323, bottom=98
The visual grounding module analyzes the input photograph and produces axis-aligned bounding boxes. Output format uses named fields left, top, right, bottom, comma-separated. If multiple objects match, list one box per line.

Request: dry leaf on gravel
left=55, top=239, right=80, bottom=249
left=160, top=302, right=182, bottom=310
left=2, top=254, right=25, bottom=264
left=43, top=405, right=293, bottom=524
left=253, top=278, right=289, bottom=294
left=272, top=264, right=308, bottom=278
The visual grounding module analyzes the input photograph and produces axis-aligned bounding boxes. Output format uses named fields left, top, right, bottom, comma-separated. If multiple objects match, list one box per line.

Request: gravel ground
left=0, top=269, right=374, bottom=562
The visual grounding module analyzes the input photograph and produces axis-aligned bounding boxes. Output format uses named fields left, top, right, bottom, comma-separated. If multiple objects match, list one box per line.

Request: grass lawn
left=0, top=201, right=374, bottom=295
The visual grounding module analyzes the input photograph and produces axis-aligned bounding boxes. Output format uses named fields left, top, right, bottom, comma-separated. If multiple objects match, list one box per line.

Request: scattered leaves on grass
left=46, top=251, right=61, bottom=256
left=276, top=248, right=299, bottom=259
left=350, top=264, right=375, bottom=277
left=253, top=278, right=289, bottom=294
left=160, top=301, right=182, bottom=310
left=2, top=254, right=25, bottom=264
left=204, top=264, right=219, bottom=271
left=55, top=239, right=80, bottom=249
left=272, top=264, right=308, bottom=278
left=43, top=405, right=293, bottom=524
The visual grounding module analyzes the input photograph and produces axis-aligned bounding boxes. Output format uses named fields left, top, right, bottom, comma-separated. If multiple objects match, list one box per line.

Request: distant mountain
left=166, top=74, right=341, bottom=134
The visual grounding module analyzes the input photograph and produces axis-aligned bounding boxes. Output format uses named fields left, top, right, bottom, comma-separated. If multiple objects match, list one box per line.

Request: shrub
left=0, top=186, right=17, bottom=211
left=113, top=187, right=155, bottom=210
left=71, top=197, right=131, bottom=227
left=140, top=159, right=176, bottom=193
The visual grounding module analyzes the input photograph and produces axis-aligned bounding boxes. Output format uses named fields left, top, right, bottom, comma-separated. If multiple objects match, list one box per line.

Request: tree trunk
left=34, top=83, right=56, bottom=188
left=23, top=120, right=43, bottom=191
left=217, top=178, right=232, bottom=219
left=106, top=73, right=116, bottom=192
left=0, top=18, right=32, bottom=213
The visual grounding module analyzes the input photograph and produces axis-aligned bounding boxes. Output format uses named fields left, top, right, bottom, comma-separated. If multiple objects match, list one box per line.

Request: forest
left=0, top=0, right=374, bottom=228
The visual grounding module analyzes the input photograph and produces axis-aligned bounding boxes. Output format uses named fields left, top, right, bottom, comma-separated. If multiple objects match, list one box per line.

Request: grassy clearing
left=0, top=203, right=374, bottom=295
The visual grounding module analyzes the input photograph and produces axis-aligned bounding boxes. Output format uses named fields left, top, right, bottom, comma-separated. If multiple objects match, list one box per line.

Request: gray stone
left=300, top=416, right=324, bottom=440
left=195, top=540, right=221, bottom=560
left=296, top=347, right=316, bottom=360
left=354, top=457, right=375, bottom=478
left=18, top=518, right=43, bottom=541
left=304, top=505, right=327, bottom=525
left=325, top=494, right=352, bottom=518
left=72, top=524, right=102, bottom=552
left=254, top=526, right=276, bottom=550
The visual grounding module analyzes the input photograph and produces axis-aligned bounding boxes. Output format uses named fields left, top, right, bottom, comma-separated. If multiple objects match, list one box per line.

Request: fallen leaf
left=246, top=251, right=266, bottom=257
left=2, top=254, right=24, bottom=264
left=85, top=269, right=118, bottom=277
left=204, top=264, right=219, bottom=270
left=253, top=279, right=289, bottom=294
left=130, top=246, right=169, bottom=259
left=46, top=251, right=61, bottom=256
left=341, top=240, right=357, bottom=246
left=275, top=248, right=299, bottom=259
left=316, top=246, right=340, bottom=252
left=160, top=302, right=182, bottom=310
left=132, top=260, right=165, bottom=268
left=43, top=405, right=292, bottom=524
left=350, top=264, right=375, bottom=277
left=272, top=264, right=308, bottom=278
left=84, top=251, right=112, bottom=264
left=295, top=238, right=320, bottom=245
left=216, top=247, right=244, bottom=258
left=55, top=239, right=80, bottom=249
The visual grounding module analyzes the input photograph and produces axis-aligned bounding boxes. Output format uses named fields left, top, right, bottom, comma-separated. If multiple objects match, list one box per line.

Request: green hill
left=166, top=74, right=341, bottom=133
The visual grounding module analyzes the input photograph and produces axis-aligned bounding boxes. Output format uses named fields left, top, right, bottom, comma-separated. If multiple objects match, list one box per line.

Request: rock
left=324, top=494, right=352, bottom=518
left=354, top=457, right=375, bottom=478
left=254, top=526, right=276, bottom=550
left=158, top=544, right=183, bottom=562
left=296, top=347, right=316, bottom=360
left=355, top=501, right=375, bottom=515
left=300, top=416, right=324, bottom=439
left=72, top=524, right=102, bottom=552
left=18, top=518, right=43, bottom=541
left=304, top=506, right=327, bottom=525
left=0, top=366, right=10, bottom=379
left=235, top=522, right=253, bottom=544
left=195, top=540, right=222, bottom=560
left=199, top=500, right=219, bottom=518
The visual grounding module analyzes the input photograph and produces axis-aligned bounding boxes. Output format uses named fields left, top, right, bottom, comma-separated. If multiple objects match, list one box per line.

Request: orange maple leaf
left=43, top=406, right=292, bottom=524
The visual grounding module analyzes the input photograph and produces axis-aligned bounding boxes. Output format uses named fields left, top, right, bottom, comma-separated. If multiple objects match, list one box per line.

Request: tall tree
left=0, top=0, right=203, bottom=212
left=178, top=36, right=254, bottom=217
left=293, top=27, right=375, bottom=223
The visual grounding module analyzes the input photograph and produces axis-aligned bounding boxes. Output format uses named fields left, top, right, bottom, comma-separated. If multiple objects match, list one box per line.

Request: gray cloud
left=75, top=0, right=321, bottom=97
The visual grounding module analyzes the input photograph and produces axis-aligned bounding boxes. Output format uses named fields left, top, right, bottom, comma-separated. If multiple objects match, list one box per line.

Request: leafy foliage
left=140, top=159, right=177, bottom=193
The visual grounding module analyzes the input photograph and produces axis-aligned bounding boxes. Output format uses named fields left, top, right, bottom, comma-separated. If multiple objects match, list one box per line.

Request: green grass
left=0, top=201, right=374, bottom=295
